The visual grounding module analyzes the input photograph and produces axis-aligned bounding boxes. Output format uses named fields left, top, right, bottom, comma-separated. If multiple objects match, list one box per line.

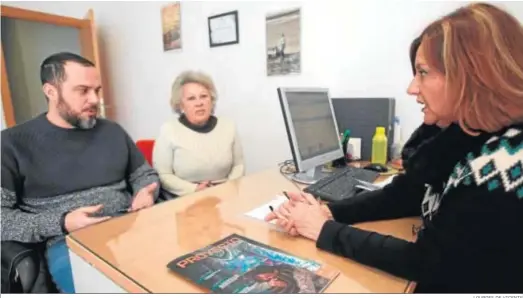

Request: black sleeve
left=316, top=220, right=434, bottom=282
left=317, top=188, right=523, bottom=288
left=326, top=173, right=425, bottom=225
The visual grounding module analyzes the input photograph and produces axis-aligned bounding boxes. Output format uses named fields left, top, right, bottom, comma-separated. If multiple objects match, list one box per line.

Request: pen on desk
left=269, top=206, right=286, bottom=221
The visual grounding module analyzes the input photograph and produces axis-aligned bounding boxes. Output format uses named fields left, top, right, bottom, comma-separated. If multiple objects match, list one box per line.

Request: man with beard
left=1, top=52, right=160, bottom=293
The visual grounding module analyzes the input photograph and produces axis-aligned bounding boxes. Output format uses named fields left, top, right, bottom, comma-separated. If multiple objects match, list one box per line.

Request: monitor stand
left=291, top=165, right=332, bottom=185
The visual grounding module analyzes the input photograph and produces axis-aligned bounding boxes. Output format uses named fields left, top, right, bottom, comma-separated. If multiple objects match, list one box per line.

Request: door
left=80, top=9, right=107, bottom=118
left=1, top=45, right=15, bottom=128
left=0, top=5, right=108, bottom=128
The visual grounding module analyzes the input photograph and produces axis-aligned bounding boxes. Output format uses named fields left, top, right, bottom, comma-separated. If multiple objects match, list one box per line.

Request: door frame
left=1, top=5, right=86, bottom=28
left=1, top=5, right=102, bottom=128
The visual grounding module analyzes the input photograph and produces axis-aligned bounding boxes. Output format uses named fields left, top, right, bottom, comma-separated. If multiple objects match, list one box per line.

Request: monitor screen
left=279, top=89, right=343, bottom=173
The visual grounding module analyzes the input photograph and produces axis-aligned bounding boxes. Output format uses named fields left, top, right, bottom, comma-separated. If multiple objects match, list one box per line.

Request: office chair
left=136, top=139, right=155, bottom=166
left=1, top=241, right=57, bottom=293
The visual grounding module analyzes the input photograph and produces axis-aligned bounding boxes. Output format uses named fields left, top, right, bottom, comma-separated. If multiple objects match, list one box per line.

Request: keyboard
left=303, top=166, right=380, bottom=202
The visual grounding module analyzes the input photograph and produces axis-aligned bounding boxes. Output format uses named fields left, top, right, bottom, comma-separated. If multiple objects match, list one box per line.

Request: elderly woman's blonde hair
left=170, top=70, right=218, bottom=114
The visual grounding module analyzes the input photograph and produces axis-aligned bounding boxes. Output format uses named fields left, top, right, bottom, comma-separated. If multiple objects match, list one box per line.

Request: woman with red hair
left=266, top=2, right=523, bottom=293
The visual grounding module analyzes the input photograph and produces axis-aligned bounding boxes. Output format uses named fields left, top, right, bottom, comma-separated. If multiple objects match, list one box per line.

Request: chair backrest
left=136, top=139, right=155, bottom=166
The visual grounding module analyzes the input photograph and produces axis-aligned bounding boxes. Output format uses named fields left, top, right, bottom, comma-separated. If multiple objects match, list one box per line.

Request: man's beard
left=57, top=94, right=98, bottom=130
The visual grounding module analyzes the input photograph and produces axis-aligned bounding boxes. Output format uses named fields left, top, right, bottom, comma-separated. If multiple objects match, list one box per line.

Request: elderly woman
left=266, top=3, right=523, bottom=293
left=153, top=70, right=244, bottom=196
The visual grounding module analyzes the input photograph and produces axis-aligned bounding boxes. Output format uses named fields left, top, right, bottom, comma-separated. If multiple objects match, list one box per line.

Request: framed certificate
left=208, top=10, right=239, bottom=47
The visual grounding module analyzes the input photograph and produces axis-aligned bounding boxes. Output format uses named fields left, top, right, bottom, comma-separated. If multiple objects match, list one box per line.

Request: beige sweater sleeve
left=152, top=123, right=198, bottom=196
left=227, top=130, right=245, bottom=180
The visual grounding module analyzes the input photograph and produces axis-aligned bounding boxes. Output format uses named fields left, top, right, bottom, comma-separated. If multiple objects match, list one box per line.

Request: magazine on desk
left=167, top=234, right=339, bottom=293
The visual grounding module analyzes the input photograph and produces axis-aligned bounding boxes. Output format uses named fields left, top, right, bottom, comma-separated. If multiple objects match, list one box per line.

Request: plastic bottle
left=371, top=126, right=388, bottom=164
left=391, top=117, right=403, bottom=160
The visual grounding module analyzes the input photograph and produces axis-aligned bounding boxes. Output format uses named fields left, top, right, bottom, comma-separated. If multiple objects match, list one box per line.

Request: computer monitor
left=277, top=87, right=344, bottom=184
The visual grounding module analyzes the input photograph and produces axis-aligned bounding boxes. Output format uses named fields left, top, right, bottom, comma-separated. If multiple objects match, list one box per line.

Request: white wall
left=4, top=1, right=523, bottom=173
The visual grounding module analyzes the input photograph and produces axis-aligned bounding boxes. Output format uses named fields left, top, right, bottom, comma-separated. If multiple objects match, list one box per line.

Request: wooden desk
left=66, top=168, right=420, bottom=293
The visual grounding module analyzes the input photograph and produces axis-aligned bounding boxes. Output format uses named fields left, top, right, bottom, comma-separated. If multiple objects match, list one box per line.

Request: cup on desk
left=347, top=138, right=362, bottom=160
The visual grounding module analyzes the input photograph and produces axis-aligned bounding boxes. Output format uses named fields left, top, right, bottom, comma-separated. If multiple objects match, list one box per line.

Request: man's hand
left=129, top=182, right=158, bottom=212
left=64, top=204, right=111, bottom=233
left=196, top=181, right=211, bottom=191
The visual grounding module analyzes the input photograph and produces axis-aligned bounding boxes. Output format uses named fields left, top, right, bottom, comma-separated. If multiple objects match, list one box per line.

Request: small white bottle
left=391, top=117, right=403, bottom=160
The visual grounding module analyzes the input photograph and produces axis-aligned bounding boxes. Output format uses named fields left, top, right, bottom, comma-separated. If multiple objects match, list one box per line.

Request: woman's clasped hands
left=263, top=192, right=334, bottom=241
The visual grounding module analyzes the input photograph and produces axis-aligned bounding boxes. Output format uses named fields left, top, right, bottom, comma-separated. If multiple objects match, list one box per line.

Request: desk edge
left=66, top=235, right=148, bottom=293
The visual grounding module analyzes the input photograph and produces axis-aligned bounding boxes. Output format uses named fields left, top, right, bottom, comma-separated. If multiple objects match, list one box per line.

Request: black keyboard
left=304, top=166, right=380, bottom=202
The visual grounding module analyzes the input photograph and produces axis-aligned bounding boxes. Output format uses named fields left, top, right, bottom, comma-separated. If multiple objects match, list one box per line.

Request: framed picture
left=208, top=10, right=239, bottom=48
left=161, top=2, right=182, bottom=51
left=266, top=8, right=301, bottom=76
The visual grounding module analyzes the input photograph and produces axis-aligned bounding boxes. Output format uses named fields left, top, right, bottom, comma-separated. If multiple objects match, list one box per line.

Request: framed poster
left=266, top=8, right=301, bottom=76
left=161, top=2, right=182, bottom=51
left=208, top=10, right=239, bottom=47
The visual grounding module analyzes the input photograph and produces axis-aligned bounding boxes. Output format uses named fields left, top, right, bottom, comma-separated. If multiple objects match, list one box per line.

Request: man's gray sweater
left=1, top=113, right=160, bottom=245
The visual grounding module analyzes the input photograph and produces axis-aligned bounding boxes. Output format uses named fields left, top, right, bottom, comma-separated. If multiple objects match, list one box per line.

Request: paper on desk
left=373, top=175, right=396, bottom=188
left=356, top=175, right=397, bottom=191
left=244, top=195, right=287, bottom=225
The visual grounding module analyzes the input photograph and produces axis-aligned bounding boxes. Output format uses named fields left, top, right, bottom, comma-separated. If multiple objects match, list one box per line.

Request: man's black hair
left=40, top=52, right=95, bottom=86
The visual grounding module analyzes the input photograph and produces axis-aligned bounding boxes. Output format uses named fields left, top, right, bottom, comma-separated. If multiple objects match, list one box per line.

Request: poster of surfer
left=266, top=8, right=301, bottom=76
